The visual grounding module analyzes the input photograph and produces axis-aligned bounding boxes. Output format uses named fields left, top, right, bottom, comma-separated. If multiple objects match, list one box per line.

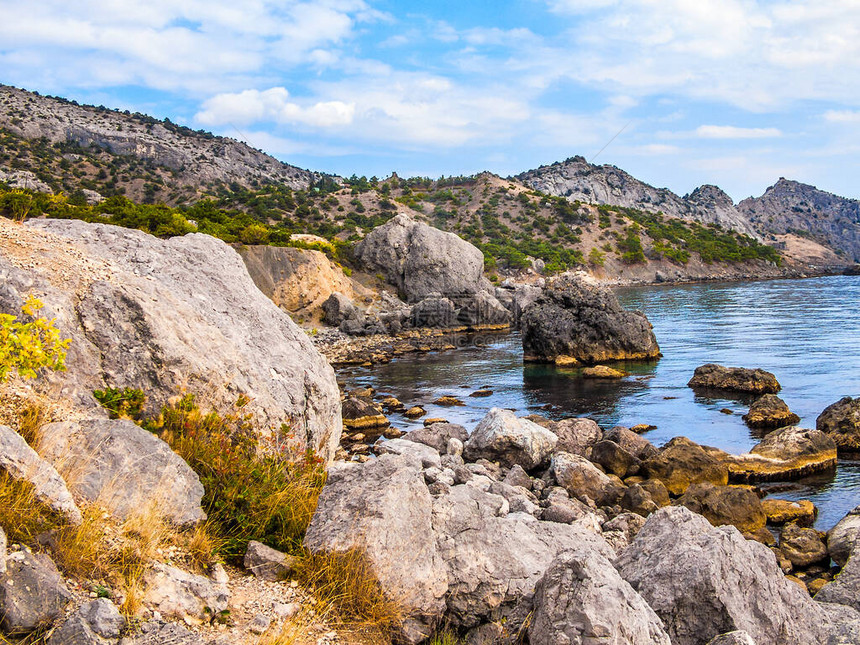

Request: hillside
left=0, top=84, right=323, bottom=205
left=0, top=84, right=849, bottom=282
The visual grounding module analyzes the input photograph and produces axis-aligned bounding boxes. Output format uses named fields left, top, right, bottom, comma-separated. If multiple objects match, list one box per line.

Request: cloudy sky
left=2, top=0, right=859, bottom=201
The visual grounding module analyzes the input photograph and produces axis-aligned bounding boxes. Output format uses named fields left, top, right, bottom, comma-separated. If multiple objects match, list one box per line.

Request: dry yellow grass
left=0, top=471, right=63, bottom=544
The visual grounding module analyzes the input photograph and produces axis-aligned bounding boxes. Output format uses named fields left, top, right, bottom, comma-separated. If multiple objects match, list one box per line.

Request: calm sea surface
left=339, top=275, right=860, bottom=529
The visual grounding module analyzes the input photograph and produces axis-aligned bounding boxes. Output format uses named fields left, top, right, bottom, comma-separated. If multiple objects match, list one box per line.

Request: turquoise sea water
left=339, top=275, right=860, bottom=529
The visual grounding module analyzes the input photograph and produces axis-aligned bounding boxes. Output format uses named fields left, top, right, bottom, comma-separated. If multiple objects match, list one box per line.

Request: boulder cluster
left=307, top=405, right=860, bottom=644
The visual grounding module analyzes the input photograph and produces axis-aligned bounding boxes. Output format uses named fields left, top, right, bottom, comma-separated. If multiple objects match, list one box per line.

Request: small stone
left=470, top=390, right=493, bottom=397
left=244, top=541, right=295, bottom=582
left=207, top=563, right=229, bottom=585
left=273, top=602, right=301, bottom=620
left=582, top=365, right=627, bottom=379
left=423, top=418, right=448, bottom=426
left=404, top=406, right=426, bottom=419
left=249, top=613, right=272, bottom=634
left=433, top=396, right=465, bottom=406
left=631, top=424, right=657, bottom=433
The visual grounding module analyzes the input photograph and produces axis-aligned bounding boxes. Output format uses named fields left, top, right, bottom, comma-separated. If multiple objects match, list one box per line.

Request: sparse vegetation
left=0, top=296, right=70, bottom=382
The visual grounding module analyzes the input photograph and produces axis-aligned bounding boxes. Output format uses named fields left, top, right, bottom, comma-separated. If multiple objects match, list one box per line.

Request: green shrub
left=93, top=387, right=146, bottom=420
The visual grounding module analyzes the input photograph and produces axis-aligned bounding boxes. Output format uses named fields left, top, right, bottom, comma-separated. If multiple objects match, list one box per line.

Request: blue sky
left=2, top=0, right=860, bottom=201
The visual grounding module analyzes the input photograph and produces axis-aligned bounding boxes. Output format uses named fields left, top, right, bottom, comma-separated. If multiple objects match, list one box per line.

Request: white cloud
left=823, top=110, right=860, bottom=123
left=196, top=88, right=355, bottom=128
left=695, top=125, right=782, bottom=139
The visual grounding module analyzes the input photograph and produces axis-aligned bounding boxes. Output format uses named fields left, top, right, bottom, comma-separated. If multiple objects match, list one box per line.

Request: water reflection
left=341, top=275, right=860, bottom=529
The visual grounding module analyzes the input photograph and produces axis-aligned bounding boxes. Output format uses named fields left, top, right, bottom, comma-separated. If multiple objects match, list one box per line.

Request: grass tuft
left=0, top=472, right=64, bottom=544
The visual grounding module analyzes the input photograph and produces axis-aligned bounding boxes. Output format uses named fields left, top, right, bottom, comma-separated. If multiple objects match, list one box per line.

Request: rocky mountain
left=517, top=156, right=759, bottom=238
left=0, top=84, right=321, bottom=200
left=739, top=179, right=860, bottom=262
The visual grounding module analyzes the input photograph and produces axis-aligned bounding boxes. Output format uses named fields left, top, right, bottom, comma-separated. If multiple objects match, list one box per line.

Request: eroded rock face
left=529, top=545, right=671, bottom=645
left=616, top=506, right=835, bottom=645
left=688, top=364, right=781, bottom=394
left=828, top=506, right=860, bottom=566
left=303, top=456, right=447, bottom=643
left=817, top=397, right=860, bottom=455
left=464, top=408, right=558, bottom=470
left=5, top=219, right=341, bottom=462
left=521, top=274, right=660, bottom=365
left=0, top=424, right=82, bottom=525
left=743, top=394, right=800, bottom=429
left=641, top=437, right=729, bottom=496
left=39, top=419, right=205, bottom=527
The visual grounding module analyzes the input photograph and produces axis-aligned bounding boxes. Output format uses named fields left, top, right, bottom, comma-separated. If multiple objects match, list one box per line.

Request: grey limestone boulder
left=244, top=541, right=295, bottom=582
left=828, top=505, right=860, bottom=566
left=322, top=291, right=358, bottom=326
left=405, top=423, right=469, bottom=454
left=545, top=417, right=603, bottom=456
left=354, top=213, right=484, bottom=303
left=117, top=620, right=199, bottom=645
left=303, top=455, right=448, bottom=644
left=48, top=598, right=125, bottom=645
left=817, top=543, right=860, bottom=612
left=529, top=545, right=671, bottom=645
left=374, top=437, right=442, bottom=469
left=39, top=419, right=205, bottom=527
left=0, top=425, right=82, bottom=525
left=552, top=450, right=624, bottom=506
left=616, top=506, right=837, bottom=645
left=817, top=396, right=860, bottom=455
left=464, top=408, right=558, bottom=470
left=142, top=562, right=229, bottom=623
left=13, top=219, right=341, bottom=462
left=0, top=550, right=71, bottom=634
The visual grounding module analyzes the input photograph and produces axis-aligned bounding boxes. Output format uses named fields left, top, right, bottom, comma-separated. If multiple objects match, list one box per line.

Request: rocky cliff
left=0, top=84, right=319, bottom=194
left=517, top=156, right=759, bottom=237
left=739, top=178, right=860, bottom=262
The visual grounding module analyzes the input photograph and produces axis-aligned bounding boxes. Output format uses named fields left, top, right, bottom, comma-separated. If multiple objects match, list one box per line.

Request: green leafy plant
left=0, top=296, right=70, bottom=382
left=93, top=387, right=146, bottom=420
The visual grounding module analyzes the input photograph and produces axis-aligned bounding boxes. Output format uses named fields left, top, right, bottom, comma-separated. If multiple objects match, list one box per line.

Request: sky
left=2, top=0, right=860, bottom=202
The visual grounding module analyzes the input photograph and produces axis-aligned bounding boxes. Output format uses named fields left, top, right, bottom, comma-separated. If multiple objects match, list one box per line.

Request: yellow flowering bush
left=0, top=296, right=70, bottom=381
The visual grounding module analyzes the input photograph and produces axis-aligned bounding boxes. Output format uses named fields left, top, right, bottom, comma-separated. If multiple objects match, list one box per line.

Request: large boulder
left=532, top=416, right=602, bottom=457
left=828, top=506, right=860, bottom=566
left=743, top=394, right=800, bottom=429
left=817, top=396, right=860, bottom=455
left=39, top=419, right=205, bottom=527
left=729, top=426, right=837, bottom=482
left=817, top=543, right=860, bottom=612
left=688, top=364, right=781, bottom=394
left=303, top=455, right=448, bottom=643
left=353, top=212, right=484, bottom=303
left=0, top=425, right=81, bottom=525
left=603, top=426, right=659, bottom=460
left=641, top=437, right=729, bottom=496
left=464, top=408, right=558, bottom=470
left=676, top=483, right=767, bottom=534
left=521, top=274, right=660, bottom=365
left=0, top=550, right=71, bottom=634
left=616, top=506, right=836, bottom=645
left=321, top=291, right=359, bottom=327
left=410, top=296, right=457, bottom=328
left=3, top=219, right=341, bottom=461
left=529, top=545, right=671, bottom=645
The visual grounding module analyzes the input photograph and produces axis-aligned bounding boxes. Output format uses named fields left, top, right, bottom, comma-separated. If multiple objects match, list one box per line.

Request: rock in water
left=743, top=394, right=800, bottom=429
left=353, top=212, right=483, bottom=302
left=5, top=219, right=341, bottom=462
left=817, top=396, right=860, bottom=455
left=728, top=426, right=837, bottom=482
left=688, top=364, right=781, bottom=394
left=529, top=545, right=671, bottom=645
left=39, top=419, right=205, bottom=527
left=616, top=506, right=837, bottom=645
left=521, top=274, right=660, bottom=365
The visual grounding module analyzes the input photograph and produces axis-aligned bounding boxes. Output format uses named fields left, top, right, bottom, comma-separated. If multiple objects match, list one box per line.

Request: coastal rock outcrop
left=1, top=219, right=341, bottom=461
left=688, top=364, right=781, bottom=394
left=521, top=274, right=660, bottom=365
left=816, top=396, right=860, bottom=455
left=528, top=545, right=672, bottom=645
left=640, top=437, right=729, bottom=495
left=728, top=426, right=837, bottom=482
left=616, top=506, right=838, bottom=645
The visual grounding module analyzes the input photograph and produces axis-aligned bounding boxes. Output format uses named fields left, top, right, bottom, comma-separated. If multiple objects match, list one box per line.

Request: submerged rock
left=521, top=274, right=660, bottom=365
left=582, top=365, right=628, bottom=379
left=743, top=394, right=800, bottom=429
left=688, top=364, right=781, bottom=394
left=817, top=396, right=860, bottom=455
